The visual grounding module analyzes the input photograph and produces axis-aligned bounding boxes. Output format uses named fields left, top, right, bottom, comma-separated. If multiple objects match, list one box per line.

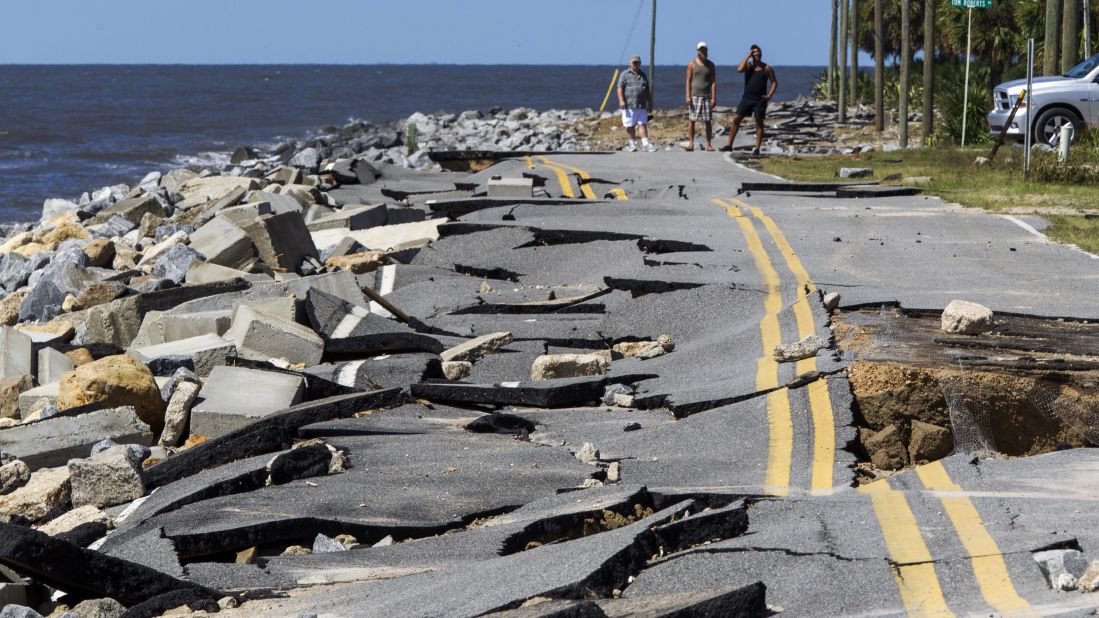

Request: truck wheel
left=1032, top=107, right=1083, bottom=145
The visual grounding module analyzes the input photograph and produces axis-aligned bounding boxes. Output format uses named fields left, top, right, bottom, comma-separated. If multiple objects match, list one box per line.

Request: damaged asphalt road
left=1, top=148, right=1098, bottom=617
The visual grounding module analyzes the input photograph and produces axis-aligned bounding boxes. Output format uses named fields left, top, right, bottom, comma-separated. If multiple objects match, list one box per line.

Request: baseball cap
left=629, top=54, right=641, bottom=63
left=697, top=41, right=708, bottom=50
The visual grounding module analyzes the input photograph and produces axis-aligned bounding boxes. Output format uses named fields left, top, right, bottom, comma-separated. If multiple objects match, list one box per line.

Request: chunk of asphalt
left=480, top=600, right=607, bottom=618
left=305, top=289, right=444, bottom=355
left=0, top=406, right=152, bottom=470
left=650, top=499, right=749, bottom=551
left=835, top=185, right=921, bottom=198
left=55, top=520, right=111, bottom=548
left=410, top=375, right=656, bottom=409
left=103, top=526, right=186, bottom=578
left=103, top=446, right=333, bottom=552
left=115, top=589, right=220, bottom=618
left=143, top=389, right=399, bottom=489
left=464, top=413, right=536, bottom=436
left=301, top=354, right=443, bottom=392
left=596, top=583, right=767, bottom=617
left=0, top=523, right=220, bottom=607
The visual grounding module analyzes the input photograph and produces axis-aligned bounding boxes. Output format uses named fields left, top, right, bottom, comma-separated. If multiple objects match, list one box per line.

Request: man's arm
left=617, top=84, right=627, bottom=108
left=737, top=52, right=751, bottom=73
left=685, top=63, right=693, bottom=104
left=709, top=62, right=717, bottom=107
left=765, top=66, right=779, bottom=100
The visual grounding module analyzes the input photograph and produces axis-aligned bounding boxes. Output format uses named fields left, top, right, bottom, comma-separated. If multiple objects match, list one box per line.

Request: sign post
left=951, top=0, right=993, bottom=147
left=1025, top=38, right=1035, bottom=177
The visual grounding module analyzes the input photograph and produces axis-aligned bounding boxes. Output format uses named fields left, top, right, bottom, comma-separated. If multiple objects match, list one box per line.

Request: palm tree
left=1063, top=0, right=1080, bottom=71
left=923, top=0, right=935, bottom=143
left=830, top=0, right=839, bottom=101
left=851, top=0, right=861, bottom=105
left=874, top=0, right=884, bottom=131
left=1046, top=0, right=1062, bottom=74
left=840, top=0, right=849, bottom=121
left=900, top=0, right=911, bottom=148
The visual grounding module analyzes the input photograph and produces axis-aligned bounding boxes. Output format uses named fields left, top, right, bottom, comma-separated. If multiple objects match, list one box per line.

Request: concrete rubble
left=0, top=103, right=1093, bottom=618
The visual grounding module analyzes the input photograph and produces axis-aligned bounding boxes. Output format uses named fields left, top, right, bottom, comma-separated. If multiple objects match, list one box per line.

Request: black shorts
left=736, top=96, right=767, bottom=120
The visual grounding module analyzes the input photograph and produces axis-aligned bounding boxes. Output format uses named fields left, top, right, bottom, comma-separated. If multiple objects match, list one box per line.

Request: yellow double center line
left=538, top=156, right=597, bottom=200
left=712, top=197, right=834, bottom=496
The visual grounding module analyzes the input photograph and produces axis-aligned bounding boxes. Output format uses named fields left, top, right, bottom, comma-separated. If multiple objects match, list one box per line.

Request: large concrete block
left=217, top=201, right=272, bottom=227
left=487, top=177, right=534, bottom=198
left=189, top=366, right=305, bottom=438
left=184, top=260, right=271, bottom=286
left=129, top=333, right=236, bottom=377
left=242, top=211, right=318, bottom=272
left=231, top=296, right=297, bottom=324
left=347, top=218, right=446, bottom=251
left=130, top=310, right=232, bottom=348
left=251, top=191, right=302, bottom=215
left=37, top=348, right=74, bottom=386
left=306, top=204, right=387, bottom=232
left=93, top=195, right=165, bottom=225
left=0, top=328, right=32, bottom=380
left=0, top=406, right=152, bottom=470
left=188, top=215, right=256, bottom=270
left=225, top=305, right=323, bottom=366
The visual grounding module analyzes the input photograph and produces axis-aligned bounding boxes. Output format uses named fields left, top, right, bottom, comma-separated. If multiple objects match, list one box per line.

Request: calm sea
left=0, top=64, right=823, bottom=223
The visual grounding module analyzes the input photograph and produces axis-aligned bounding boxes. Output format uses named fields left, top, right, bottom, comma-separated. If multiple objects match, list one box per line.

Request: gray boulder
left=151, top=244, right=203, bottom=285
left=18, top=261, right=94, bottom=323
left=289, top=147, right=321, bottom=173
left=68, top=445, right=146, bottom=509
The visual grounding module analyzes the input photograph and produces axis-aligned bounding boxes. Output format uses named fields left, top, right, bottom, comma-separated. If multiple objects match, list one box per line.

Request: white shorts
left=621, top=108, right=649, bottom=128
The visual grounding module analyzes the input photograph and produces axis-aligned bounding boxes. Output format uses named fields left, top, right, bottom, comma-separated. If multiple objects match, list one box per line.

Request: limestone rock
left=907, top=421, right=953, bottom=464
left=75, top=281, right=128, bottom=311
left=941, top=300, right=993, bottom=335
left=0, top=291, right=27, bottom=326
left=68, top=445, right=146, bottom=509
left=312, top=533, right=348, bottom=553
left=1078, top=560, right=1099, bottom=592
left=575, top=442, right=599, bottom=463
left=865, top=424, right=907, bottom=470
left=40, top=222, right=89, bottom=247
left=0, top=374, right=34, bottom=420
left=440, top=332, right=513, bottom=363
left=57, top=354, right=166, bottom=435
left=773, top=334, right=826, bottom=363
left=64, top=348, right=95, bottom=366
left=159, top=379, right=199, bottom=448
left=0, top=465, right=71, bottom=523
left=442, top=361, right=472, bottom=381
left=613, top=335, right=675, bottom=360
left=0, top=459, right=30, bottom=495
left=822, top=292, right=841, bottom=312
left=531, top=353, right=609, bottom=380
left=35, top=504, right=110, bottom=536
left=324, top=251, right=387, bottom=275
left=1034, top=549, right=1088, bottom=590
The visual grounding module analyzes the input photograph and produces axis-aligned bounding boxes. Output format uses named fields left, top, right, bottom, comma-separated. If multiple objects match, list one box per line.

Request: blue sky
left=2, top=0, right=837, bottom=66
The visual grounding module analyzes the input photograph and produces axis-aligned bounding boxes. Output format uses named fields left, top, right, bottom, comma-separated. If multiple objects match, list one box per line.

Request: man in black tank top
left=721, top=45, right=778, bottom=156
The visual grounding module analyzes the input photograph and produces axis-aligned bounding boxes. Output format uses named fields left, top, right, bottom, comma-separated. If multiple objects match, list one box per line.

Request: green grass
left=757, top=146, right=1099, bottom=255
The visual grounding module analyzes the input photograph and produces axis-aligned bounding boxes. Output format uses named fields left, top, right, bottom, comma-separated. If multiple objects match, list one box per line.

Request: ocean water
left=0, top=64, right=823, bottom=223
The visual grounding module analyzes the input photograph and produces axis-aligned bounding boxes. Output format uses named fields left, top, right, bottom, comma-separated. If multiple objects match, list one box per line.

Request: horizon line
left=0, top=62, right=829, bottom=68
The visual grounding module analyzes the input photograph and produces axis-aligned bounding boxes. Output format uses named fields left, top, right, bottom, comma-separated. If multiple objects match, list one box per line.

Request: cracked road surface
left=46, top=151, right=1099, bottom=616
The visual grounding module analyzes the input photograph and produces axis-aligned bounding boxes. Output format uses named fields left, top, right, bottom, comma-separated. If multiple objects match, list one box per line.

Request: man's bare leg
left=626, top=125, right=637, bottom=142
left=704, top=121, right=714, bottom=150
left=725, top=114, right=744, bottom=149
left=638, top=124, right=650, bottom=140
left=754, top=118, right=765, bottom=153
left=687, top=120, right=696, bottom=150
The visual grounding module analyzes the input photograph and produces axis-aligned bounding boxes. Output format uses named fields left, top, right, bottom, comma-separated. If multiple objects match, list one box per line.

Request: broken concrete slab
left=0, top=406, right=152, bottom=470
left=0, top=329, right=32, bottom=381
left=176, top=175, right=258, bottom=210
left=36, top=347, right=74, bottom=387
left=241, top=211, right=318, bottom=272
left=530, top=353, right=610, bottom=380
left=0, top=523, right=220, bottom=607
left=307, top=204, right=387, bottom=232
left=159, top=379, right=199, bottom=448
left=129, top=333, right=235, bottom=377
left=83, top=278, right=252, bottom=348
left=184, top=260, right=269, bottom=286
left=68, top=445, right=145, bottom=509
left=16, top=382, right=57, bottom=420
left=143, top=389, right=399, bottom=488
left=302, top=354, right=443, bottom=391
left=187, top=215, right=256, bottom=270
left=346, top=218, right=447, bottom=251
left=190, top=366, right=305, bottom=438
left=225, top=305, right=324, bottom=366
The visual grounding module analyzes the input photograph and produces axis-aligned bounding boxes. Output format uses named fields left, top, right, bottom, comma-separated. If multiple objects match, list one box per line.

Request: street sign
left=951, top=0, right=992, bottom=8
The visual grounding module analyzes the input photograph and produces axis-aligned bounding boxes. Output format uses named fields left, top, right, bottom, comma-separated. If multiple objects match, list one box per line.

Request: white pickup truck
left=987, top=53, right=1099, bottom=144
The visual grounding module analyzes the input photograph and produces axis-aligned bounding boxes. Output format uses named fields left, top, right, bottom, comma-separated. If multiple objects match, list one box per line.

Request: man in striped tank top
left=684, top=41, right=717, bottom=151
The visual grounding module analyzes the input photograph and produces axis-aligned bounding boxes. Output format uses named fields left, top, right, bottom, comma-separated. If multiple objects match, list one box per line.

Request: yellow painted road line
left=806, top=378, right=836, bottom=495
left=916, top=462, right=1037, bottom=617
left=609, top=188, right=629, bottom=200
left=537, top=159, right=575, bottom=198
left=732, top=196, right=836, bottom=496
left=713, top=198, right=791, bottom=496
left=860, top=480, right=956, bottom=617
left=540, top=156, right=598, bottom=200
left=523, top=156, right=535, bottom=170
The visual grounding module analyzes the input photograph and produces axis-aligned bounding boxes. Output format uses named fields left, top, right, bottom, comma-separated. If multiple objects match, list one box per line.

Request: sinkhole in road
left=833, top=306, right=1099, bottom=479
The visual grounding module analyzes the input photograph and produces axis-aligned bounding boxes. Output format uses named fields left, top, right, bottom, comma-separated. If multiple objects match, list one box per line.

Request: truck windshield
left=1065, top=53, right=1099, bottom=78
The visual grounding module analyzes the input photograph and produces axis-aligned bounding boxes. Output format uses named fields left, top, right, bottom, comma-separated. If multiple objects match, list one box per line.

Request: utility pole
left=650, top=0, right=656, bottom=100
left=1045, top=0, right=1062, bottom=75
left=850, top=0, right=860, bottom=107
left=874, top=0, right=884, bottom=131
left=1064, top=0, right=1080, bottom=72
left=1086, top=0, right=1093, bottom=57
left=900, top=0, right=911, bottom=148
left=923, top=0, right=935, bottom=143
left=839, top=0, right=849, bottom=122
left=829, top=0, right=838, bottom=101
